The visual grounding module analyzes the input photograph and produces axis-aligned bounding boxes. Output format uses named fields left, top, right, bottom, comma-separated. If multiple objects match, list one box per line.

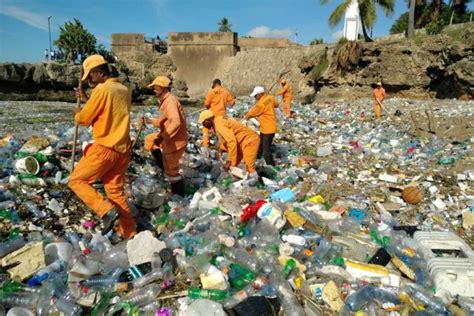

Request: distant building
left=344, top=0, right=360, bottom=41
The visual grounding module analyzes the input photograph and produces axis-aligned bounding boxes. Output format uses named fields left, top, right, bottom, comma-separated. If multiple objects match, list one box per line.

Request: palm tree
left=218, top=17, right=232, bottom=32
left=320, top=0, right=395, bottom=41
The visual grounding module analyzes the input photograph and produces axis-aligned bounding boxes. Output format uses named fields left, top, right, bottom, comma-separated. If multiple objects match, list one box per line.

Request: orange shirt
left=245, top=94, right=280, bottom=134
left=276, top=83, right=292, bottom=101
left=373, top=87, right=386, bottom=105
left=204, top=85, right=235, bottom=117
left=214, top=117, right=259, bottom=167
left=156, top=92, right=188, bottom=153
left=75, top=78, right=131, bottom=153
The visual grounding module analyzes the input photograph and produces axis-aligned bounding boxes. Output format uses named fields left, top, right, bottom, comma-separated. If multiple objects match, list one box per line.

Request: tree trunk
left=359, top=14, right=373, bottom=42
left=408, top=0, right=416, bottom=37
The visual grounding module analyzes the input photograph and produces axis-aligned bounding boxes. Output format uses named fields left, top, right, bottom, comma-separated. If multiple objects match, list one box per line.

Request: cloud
left=247, top=26, right=293, bottom=38
left=0, top=5, right=48, bottom=31
left=332, top=30, right=344, bottom=41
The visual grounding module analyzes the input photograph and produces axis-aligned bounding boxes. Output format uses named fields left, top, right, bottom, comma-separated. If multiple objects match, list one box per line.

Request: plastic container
left=270, top=188, right=295, bottom=203
left=14, top=156, right=40, bottom=175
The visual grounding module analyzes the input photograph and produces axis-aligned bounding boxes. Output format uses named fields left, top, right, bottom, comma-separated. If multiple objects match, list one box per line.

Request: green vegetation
left=310, top=38, right=325, bottom=45
left=310, top=51, right=329, bottom=82
left=391, top=1, right=473, bottom=36
left=218, top=17, right=232, bottom=32
left=390, top=12, right=409, bottom=34
left=320, top=0, right=395, bottom=42
left=54, top=19, right=114, bottom=64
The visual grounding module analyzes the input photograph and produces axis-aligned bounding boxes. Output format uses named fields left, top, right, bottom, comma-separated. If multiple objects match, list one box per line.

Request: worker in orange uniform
left=245, top=86, right=279, bottom=166
left=144, top=76, right=188, bottom=197
left=202, top=79, right=235, bottom=157
left=373, top=82, right=386, bottom=119
left=276, top=79, right=292, bottom=118
left=199, top=110, right=260, bottom=182
left=70, top=54, right=136, bottom=239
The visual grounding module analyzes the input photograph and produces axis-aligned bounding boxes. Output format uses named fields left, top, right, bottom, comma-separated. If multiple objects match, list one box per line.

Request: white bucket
left=14, top=156, right=40, bottom=175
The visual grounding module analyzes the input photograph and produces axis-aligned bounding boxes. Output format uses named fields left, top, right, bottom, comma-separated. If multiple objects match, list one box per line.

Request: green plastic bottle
left=188, top=288, right=229, bottom=301
left=283, top=259, right=296, bottom=279
left=229, top=263, right=256, bottom=282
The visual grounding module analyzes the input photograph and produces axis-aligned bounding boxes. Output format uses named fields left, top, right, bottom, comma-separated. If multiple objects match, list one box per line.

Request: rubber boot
left=170, top=179, right=185, bottom=197
left=151, top=149, right=164, bottom=169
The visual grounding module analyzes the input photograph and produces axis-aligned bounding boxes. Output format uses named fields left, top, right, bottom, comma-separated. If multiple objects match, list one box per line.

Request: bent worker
left=144, top=76, right=188, bottom=197
left=245, top=86, right=279, bottom=166
left=373, top=81, right=386, bottom=119
left=202, top=79, right=235, bottom=157
left=69, top=54, right=136, bottom=239
left=199, top=110, right=259, bottom=180
left=276, top=79, right=292, bottom=118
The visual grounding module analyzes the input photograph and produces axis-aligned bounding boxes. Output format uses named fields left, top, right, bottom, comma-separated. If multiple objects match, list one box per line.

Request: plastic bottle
left=28, top=260, right=65, bottom=286
left=188, top=288, right=229, bottom=301
left=121, top=284, right=161, bottom=306
left=282, top=259, right=296, bottom=279
left=223, top=284, right=255, bottom=308
left=345, top=286, right=401, bottom=312
left=132, top=268, right=164, bottom=288
left=83, top=267, right=124, bottom=290
left=438, top=157, right=455, bottom=165
left=54, top=296, right=82, bottom=316
left=225, top=247, right=259, bottom=271
left=402, top=284, right=449, bottom=315
left=281, top=234, right=306, bottom=246
left=0, top=292, right=40, bottom=309
left=274, top=278, right=305, bottom=316
left=0, top=235, right=26, bottom=257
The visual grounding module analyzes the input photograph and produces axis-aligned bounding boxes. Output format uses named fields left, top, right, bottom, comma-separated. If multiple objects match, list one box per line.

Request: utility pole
left=408, top=0, right=415, bottom=37
left=48, top=16, right=52, bottom=52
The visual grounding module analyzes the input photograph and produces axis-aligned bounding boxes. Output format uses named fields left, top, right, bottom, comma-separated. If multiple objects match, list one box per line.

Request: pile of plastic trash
left=0, top=97, right=473, bottom=315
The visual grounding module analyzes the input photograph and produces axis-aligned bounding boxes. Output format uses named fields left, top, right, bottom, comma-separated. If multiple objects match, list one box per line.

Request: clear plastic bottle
left=25, top=200, right=46, bottom=218
left=0, top=292, right=40, bottom=309
left=132, top=268, right=164, bottom=288
left=225, top=247, right=260, bottom=272
left=82, top=266, right=124, bottom=290
left=344, top=286, right=401, bottom=312
left=274, top=278, right=305, bottom=316
left=402, top=284, right=449, bottom=315
left=120, top=284, right=161, bottom=306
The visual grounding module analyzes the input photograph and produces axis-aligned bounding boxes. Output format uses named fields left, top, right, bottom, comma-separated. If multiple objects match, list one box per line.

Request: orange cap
left=147, top=76, right=171, bottom=88
left=81, top=55, right=107, bottom=81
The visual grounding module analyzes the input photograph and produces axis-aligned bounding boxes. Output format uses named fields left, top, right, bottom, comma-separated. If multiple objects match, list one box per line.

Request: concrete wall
left=167, top=32, right=237, bottom=96
left=238, top=37, right=299, bottom=50
left=111, top=33, right=154, bottom=57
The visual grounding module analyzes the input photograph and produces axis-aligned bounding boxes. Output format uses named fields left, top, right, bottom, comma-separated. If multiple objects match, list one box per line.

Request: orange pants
left=68, top=144, right=136, bottom=239
left=283, top=98, right=291, bottom=118
left=236, top=136, right=260, bottom=173
left=374, top=103, right=382, bottom=119
left=163, top=147, right=186, bottom=183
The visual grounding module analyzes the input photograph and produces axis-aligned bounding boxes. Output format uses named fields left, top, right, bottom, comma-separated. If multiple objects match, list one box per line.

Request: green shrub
left=425, top=20, right=445, bottom=35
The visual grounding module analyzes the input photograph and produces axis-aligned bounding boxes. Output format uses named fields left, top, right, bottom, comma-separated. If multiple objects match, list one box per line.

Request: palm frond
left=329, top=0, right=353, bottom=27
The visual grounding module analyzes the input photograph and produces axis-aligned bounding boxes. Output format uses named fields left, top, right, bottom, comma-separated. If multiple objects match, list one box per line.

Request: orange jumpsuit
left=276, top=83, right=292, bottom=118
left=245, top=94, right=280, bottom=134
left=373, top=87, right=386, bottom=119
left=214, top=117, right=260, bottom=173
left=68, top=78, right=136, bottom=239
left=145, top=92, right=188, bottom=182
left=202, top=85, right=235, bottom=147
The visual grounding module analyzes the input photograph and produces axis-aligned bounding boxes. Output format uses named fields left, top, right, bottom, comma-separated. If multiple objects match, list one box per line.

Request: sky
left=0, top=0, right=416, bottom=63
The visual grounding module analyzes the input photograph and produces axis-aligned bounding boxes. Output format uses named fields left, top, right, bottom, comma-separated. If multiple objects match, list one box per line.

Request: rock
left=126, top=230, right=166, bottom=266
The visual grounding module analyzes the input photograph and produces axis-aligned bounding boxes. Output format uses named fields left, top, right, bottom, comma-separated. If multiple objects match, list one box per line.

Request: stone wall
left=167, top=32, right=237, bottom=96
left=238, top=38, right=299, bottom=50
left=214, top=46, right=322, bottom=103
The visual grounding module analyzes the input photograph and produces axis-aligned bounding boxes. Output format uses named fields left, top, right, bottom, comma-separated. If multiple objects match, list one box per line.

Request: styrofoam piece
left=413, top=231, right=474, bottom=264
left=431, top=265, right=474, bottom=297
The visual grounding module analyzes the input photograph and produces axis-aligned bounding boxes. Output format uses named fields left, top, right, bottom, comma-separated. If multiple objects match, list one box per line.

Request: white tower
left=343, top=0, right=360, bottom=41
